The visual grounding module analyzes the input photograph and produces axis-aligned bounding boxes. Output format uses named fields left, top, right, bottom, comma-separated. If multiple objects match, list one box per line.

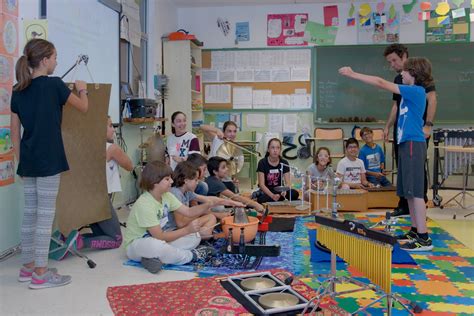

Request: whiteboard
left=48, top=0, right=120, bottom=122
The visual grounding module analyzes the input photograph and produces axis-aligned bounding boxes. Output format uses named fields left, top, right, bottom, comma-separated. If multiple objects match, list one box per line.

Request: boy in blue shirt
left=339, top=57, right=434, bottom=252
left=358, top=127, right=391, bottom=187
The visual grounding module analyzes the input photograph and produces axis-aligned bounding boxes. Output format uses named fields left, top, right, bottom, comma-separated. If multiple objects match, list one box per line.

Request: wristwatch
left=425, top=121, right=433, bottom=127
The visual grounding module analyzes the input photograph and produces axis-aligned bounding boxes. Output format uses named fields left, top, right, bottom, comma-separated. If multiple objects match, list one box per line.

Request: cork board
left=202, top=50, right=312, bottom=110
left=56, top=83, right=111, bottom=235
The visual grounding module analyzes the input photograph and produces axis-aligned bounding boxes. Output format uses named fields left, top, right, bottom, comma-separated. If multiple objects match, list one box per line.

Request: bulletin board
left=202, top=48, right=313, bottom=111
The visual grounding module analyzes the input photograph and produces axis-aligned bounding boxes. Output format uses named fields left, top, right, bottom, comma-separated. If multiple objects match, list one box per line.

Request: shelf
left=203, top=108, right=313, bottom=113
left=123, top=117, right=168, bottom=124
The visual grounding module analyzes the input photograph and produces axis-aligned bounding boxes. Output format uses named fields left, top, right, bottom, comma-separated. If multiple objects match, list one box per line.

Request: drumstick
left=198, top=222, right=221, bottom=232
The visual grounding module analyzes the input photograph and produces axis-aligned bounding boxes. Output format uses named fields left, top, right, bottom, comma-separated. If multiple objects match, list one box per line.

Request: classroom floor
left=0, top=189, right=472, bottom=315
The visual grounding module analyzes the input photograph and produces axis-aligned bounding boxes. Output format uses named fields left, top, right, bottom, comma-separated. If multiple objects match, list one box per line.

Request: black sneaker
left=141, top=257, right=163, bottom=274
left=400, top=236, right=433, bottom=252
left=191, top=245, right=216, bottom=263
left=391, top=208, right=410, bottom=217
left=396, top=230, right=418, bottom=242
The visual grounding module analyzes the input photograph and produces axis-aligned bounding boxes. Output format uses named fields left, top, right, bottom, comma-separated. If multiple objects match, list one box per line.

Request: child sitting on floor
left=170, top=161, right=244, bottom=235
left=123, top=161, right=217, bottom=274
left=336, top=138, right=374, bottom=190
left=187, top=153, right=209, bottom=196
left=205, top=156, right=265, bottom=212
left=76, top=116, right=132, bottom=250
left=304, top=147, right=332, bottom=201
left=254, top=138, right=299, bottom=204
left=358, top=127, right=391, bottom=187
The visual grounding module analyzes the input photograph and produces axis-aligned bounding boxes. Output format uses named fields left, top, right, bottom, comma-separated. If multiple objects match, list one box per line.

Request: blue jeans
left=367, top=175, right=392, bottom=187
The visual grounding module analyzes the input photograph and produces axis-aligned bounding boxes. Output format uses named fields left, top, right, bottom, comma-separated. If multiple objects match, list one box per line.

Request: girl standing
left=11, top=39, right=88, bottom=289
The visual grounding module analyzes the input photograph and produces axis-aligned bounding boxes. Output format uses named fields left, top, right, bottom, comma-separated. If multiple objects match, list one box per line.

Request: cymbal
left=258, top=293, right=299, bottom=309
left=241, top=277, right=276, bottom=290
left=274, top=186, right=290, bottom=193
left=145, top=133, right=166, bottom=163
left=216, top=142, right=244, bottom=175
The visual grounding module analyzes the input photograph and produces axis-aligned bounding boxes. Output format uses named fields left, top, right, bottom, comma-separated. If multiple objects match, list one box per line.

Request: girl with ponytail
left=11, top=39, right=89, bottom=289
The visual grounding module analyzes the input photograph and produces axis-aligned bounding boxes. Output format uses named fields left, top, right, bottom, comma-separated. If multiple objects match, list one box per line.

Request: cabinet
left=163, top=40, right=203, bottom=145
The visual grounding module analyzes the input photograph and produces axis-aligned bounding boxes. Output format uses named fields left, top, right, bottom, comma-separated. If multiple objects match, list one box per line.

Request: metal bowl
left=258, top=293, right=299, bottom=309
left=241, top=277, right=276, bottom=290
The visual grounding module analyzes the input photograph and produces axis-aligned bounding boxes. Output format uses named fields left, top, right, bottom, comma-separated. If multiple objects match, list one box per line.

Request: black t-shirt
left=11, top=76, right=71, bottom=177
left=392, top=74, right=436, bottom=140
left=257, top=157, right=290, bottom=194
left=205, top=176, right=228, bottom=197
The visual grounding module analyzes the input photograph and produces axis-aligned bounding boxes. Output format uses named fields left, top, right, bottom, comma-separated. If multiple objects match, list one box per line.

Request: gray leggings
left=21, top=174, right=61, bottom=267
left=82, top=198, right=122, bottom=249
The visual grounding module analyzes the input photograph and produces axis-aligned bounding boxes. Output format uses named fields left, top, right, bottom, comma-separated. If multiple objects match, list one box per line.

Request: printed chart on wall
left=267, top=13, right=308, bottom=46
left=425, top=8, right=470, bottom=43
left=358, top=3, right=400, bottom=44
left=0, top=0, right=18, bottom=186
left=202, top=49, right=312, bottom=111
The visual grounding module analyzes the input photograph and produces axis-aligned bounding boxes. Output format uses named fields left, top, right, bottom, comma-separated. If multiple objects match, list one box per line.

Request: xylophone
left=366, top=186, right=399, bottom=209
left=311, top=189, right=368, bottom=212
left=305, top=215, right=421, bottom=315
left=265, top=200, right=312, bottom=215
left=432, top=128, right=474, bottom=207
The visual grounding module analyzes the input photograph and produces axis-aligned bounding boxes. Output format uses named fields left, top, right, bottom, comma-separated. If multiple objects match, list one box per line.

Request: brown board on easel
left=56, top=83, right=111, bottom=235
left=201, top=50, right=312, bottom=110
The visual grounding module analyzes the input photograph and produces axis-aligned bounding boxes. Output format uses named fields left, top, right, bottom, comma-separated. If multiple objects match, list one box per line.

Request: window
left=120, top=0, right=147, bottom=97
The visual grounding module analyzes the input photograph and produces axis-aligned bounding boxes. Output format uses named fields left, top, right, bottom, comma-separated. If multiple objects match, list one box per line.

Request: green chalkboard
left=315, top=43, right=474, bottom=123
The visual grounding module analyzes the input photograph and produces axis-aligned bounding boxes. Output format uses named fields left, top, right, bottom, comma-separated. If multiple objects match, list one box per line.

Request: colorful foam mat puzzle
left=293, top=214, right=474, bottom=315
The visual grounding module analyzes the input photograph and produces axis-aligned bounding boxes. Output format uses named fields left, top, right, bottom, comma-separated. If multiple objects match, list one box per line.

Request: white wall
left=146, top=0, right=178, bottom=98
left=178, top=1, right=473, bottom=48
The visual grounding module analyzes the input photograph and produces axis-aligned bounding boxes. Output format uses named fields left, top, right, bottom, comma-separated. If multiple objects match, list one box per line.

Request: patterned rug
left=293, top=215, right=474, bottom=315
left=124, top=231, right=294, bottom=277
left=107, top=269, right=348, bottom=315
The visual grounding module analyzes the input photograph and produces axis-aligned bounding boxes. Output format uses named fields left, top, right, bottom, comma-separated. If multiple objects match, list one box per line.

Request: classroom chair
left=313, top=127, right=345, bottom=160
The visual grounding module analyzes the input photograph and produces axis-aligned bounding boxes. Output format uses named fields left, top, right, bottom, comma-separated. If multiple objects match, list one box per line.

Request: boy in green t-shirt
left=123, top=161, right=220, bottom=273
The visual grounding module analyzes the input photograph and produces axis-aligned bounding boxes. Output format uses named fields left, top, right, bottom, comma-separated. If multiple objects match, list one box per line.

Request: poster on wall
left=1, top=0, right=19, bottom=17
left=0, top=84, right=11, bottom=114
left=267, top=13, right=308, bottom=46
left=0, top=13, right=18, bottom=57
left=0, top=125, right=12, bottom=155
left=425, top=8, right=470, bottom=43
left=358, top=11, right=399, bottom=44
left=23, top=19, right=48, bottom=41
left=0, top=153, right=14, bottom=186
left=304, top=21, right=337, bottom=46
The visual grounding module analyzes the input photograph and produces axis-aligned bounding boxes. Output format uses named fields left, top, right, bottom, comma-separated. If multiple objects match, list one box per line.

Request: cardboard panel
left=56, top=83, right=111, bottom=235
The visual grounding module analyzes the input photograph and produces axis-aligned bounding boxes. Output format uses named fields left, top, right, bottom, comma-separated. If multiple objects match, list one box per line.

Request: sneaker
left=141, top=257, right=163, bottom=274
left=400, top=236, right=433, bottom=252
left=28, top=271, right=71, bottom=289
left=396, top=230, right=418, bottom=242
left=18, top=267, right=58, bottom=282
left=391, top=208, right=410, bottom=217
left=191, top=245, right=216, bottom=263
